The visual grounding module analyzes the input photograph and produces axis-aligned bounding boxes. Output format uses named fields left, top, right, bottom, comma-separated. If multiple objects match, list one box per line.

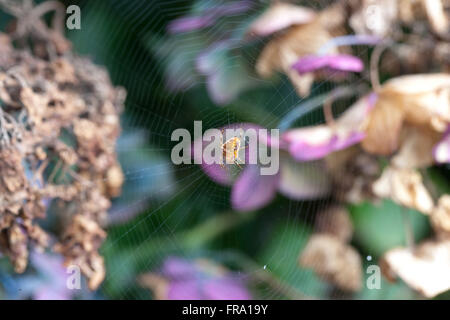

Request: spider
left=219, top=128, right=247, bottom=169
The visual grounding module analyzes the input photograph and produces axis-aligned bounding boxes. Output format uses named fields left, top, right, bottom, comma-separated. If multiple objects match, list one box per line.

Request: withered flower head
left=0, top=3, right=125, bottom=290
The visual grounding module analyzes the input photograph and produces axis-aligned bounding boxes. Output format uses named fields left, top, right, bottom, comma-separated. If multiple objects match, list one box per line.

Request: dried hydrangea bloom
left=381, top=240, right=450, bottom=298
left=372, top=166, right=434, bottom=215
left=299, top=234, right=362, bottom=292
left=0, top=24, right=124, bottom=289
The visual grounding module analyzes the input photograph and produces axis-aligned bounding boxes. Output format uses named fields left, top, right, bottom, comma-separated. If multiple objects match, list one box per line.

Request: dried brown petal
left=382, top=240, right=450, bottom=298
left=392, top=125, right=442, bottom=169
left=372, top=166, right=434, bottom=214
left=361, top=95, right=404, bottom=155
left=299, top=234, right=362, bottom=292
left=431, top=195, right=450, bottom=237
left=248, top=2, right=316, bottom=36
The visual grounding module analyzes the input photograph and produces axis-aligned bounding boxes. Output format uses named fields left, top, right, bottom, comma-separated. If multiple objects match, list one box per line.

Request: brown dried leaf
left=299, top=234, right=362, bottom=292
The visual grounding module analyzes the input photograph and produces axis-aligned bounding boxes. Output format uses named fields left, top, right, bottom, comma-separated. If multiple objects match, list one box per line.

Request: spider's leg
left=234, top=160, right=243, bottom=169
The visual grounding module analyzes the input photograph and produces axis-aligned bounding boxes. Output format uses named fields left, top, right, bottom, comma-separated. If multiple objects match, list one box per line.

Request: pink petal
left=168, top=280, right=204, bottom=300
left=278, top=153, right=331, bottom=200
left=292, top=54, right=364, bottom=75
left=434, top=127, right=450, bottom=163
left=203, top=278, right=251, bottom=300
left=231, top=164, right=279, bottom=211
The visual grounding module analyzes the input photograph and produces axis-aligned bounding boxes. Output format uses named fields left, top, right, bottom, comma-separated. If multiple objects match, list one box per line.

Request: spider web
left=61, top=0, right=379, bottom=300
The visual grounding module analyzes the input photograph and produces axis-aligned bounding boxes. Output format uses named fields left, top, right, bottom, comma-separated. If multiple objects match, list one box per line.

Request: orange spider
left=219, top=128, right=247, bottom=169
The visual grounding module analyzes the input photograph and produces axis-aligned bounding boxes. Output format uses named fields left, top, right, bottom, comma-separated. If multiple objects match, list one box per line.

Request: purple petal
left=327, top=55, right=364, bottom=72
left=231, top=164, right=279, bottom=211
left=292, top=54, right=364, bottom=75
left=278, top=154, right=330, bottom=199
left=203, top=278, right=251, bottom=300
left=162, top=257, right=197, bottom=279
left=31, top=252, right=67, bottom=284
left=34, top=286, right=70, bottom=300
left=167, top=1, right=253, bottom=34
left=283, top=126, right=335, bottom=161
left=433, top=127, right=450, bottom=163
left=167, top=16, right=216, bottom=34
left=292, top=56, right=330, bottom=74
left=201, top=163, right=234, bottom=185
left=284, top=128, right=365, bottom=161
left=168, top=279, right=204, bottom=300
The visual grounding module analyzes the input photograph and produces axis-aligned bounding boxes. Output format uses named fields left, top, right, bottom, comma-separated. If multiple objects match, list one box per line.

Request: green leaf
left=349, top=200, right=430, bottom=258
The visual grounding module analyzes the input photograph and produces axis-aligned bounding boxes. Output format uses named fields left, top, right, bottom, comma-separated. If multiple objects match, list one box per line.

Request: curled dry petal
left=392, top=125, right=442, bottom=169
left=299, top=234, right=362, bottom=292
left=382, top=240, right=450, bottom=298
left=431, top=195, right=450, bottom=237
left=422, top=0, right=449, bottom=36
left=372, top=166, right=434, bottom=214
left=362, top=73, right=450, bottom=155
left=248, top=2, right=316, bottom=36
